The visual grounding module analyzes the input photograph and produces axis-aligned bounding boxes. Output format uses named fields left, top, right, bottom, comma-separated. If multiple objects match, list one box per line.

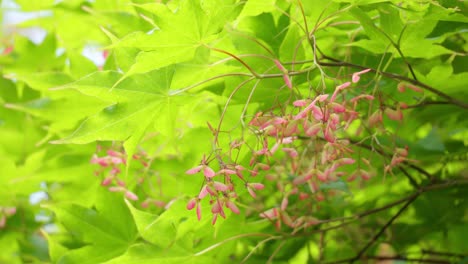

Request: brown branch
left=317, top=58, right=468, bottom=109
left=349, top=195, right=419, bottom=263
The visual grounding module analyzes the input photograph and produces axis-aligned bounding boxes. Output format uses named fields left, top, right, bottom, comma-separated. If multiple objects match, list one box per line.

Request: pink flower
left=352, top=69, right=371, bottom=83
left=316, top=94, right=329, bottom=102
left=211, top=213, right=218, bottom=225
left=187, top=198, right=197, bottom=210
left=250, top=183, right=265, bottom=190
left=107, top=150, right=121, bottom=157
left=311, top=105, right=323, bottom=121
left=305, top=123, right=322, bottom=137
left=101, top=176, right=113, bottom=186
left=2, top=45, right=13, bottom=55
left=186, top=165, right=202, bottom=174
left=260, top=208, right=279, bottom=219
left=198, top=185, right=209, bottom=199
left=338, top=158, right=356, bottom=165
left=368, top=110, right=383, bottom=127
left=293, top=99, right=308, bottom=107
left=196, top=203, right=202, bottom=220
left=203, top=166, right=216, bottom=178
left=226, top=200, right=240, bottom=214
left=274, top=59, right=292, bottom=89
left=293, top=174, right=312, bottom=185
left=385, top=108, right=403, bottom=121
left=213, top=181, right=229, bottom=192
left=274, top=59, right=287, bottom=73
left=125, top=190, right=139, bottom=201
left=283, top=74, right=292, bottom=89
left=282, top=148, right=298, bottom=158
left=324, top=126, right=335, bottom=143
left=281, top=197, right=289, bottom=211
left=91, top=155, right=109, bottom=167
left=330, top=82, right=351, bottom=102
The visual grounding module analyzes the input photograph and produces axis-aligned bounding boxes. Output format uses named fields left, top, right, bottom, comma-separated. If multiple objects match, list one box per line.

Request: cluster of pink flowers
left=185, top=156, right=264, bottom=225
left=186, top=67, right=415, bottom=229
left=91, top=146, right=148, bottom=202
left=0, top=206, right=17, bottom=229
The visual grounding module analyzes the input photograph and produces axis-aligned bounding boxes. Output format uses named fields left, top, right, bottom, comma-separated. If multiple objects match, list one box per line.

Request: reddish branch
left=317, top=56, right=468, bottom=109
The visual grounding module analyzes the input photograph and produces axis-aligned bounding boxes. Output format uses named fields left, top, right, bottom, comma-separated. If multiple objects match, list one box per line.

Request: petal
left=125, top=191, right=139, bottom=201
left=187, top=198, right=197, bottom=210
left=186, top=165, right=202, bottom=175
left=213, top=181, right=229, bottom=192
left=226, top=200, right=240, bottom=214
left=203, top=166, right=216, bottom=178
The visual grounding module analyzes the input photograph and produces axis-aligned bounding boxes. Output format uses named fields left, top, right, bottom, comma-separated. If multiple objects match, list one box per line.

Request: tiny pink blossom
left=282, top=148, right=298, bottom=158
left=350, top=94, right=375, bottom=103
left=317, top=94, right=329, bottom=102
left=311, top=105, right=323, bottom=121
left=281, top=197, right=289, bottom=211
left=2, top=45, right=13, bottom=55
left=226, top=200, right=240, bottom=214
left=125, top=190, right=139, bottom=201
left=317, top=170, right=327, bottom=182
left=213, top=181, right=229, bottom=192
left=324, top=126, right=335, bottom=143
left=256, top=163, right=270, bottom=171
left=283, top=74, right=292, bottom=89
left=293, top=99, right=308, bottom=107
left=187, top=198, right=197, bottom=210
left=385, top=108, right=403, bottom=121
left=331, top=102, right=346, bottom=113
left=211, top=200, right=223, bottom=214
left=196, top=203, right=202, bottom=220
left=337, top=81, right=351, bottom=90
left=218, top=169, right=236, bottom=175
left=293, top=174, right=312, bottom=185
left=352, top=69, right=371, bottom=83
left=360, top=170, right=371, bottom=180
left=110, top=157, right=124, bottom=165
left=107, top=150, right=121, bottom=157
left=141, top=200, right=150, bottom=208
left=339, top=158, right=356, bottom=165
left=203, top=166, right=216, bottom=178
left=116, top=179, right=126, bottom=187
left=250, top=183, right=265, bottom=190
left=101, top=176, right=113, bottom=186
left=110, top=167, right=121, bottom=175
left=368, top=110, right=383, bottom=127
left=305, top=123, right=321, bottom=137
left=198, top=185, right=209, bottom=199
left=272, top=117, right=288, bottom=125
left=91, top=155, right=109, bottom=167
left=280, top=137, right=296, bottom=144
left=186, top=165, right=203, bottom=175
left=108, top=186, right=124, bottom=192
left=260, top=208, right=278, bottom=219
left=211, top=213, right=218, bottom=225
left=274, top=59, right=287, bottom=73
left=247, top=187, right=257, bottom=198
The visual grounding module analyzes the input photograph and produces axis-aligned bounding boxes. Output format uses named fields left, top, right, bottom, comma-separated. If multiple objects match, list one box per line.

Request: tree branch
left=317, top=57, right=468, bottom=109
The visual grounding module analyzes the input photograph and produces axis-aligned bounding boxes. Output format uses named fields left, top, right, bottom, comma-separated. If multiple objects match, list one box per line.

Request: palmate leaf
left=50, top=67, right=188, bottom=160
left=111, top=0, right=241, bottom=83
left=45, top=190, right=137, bottom=264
